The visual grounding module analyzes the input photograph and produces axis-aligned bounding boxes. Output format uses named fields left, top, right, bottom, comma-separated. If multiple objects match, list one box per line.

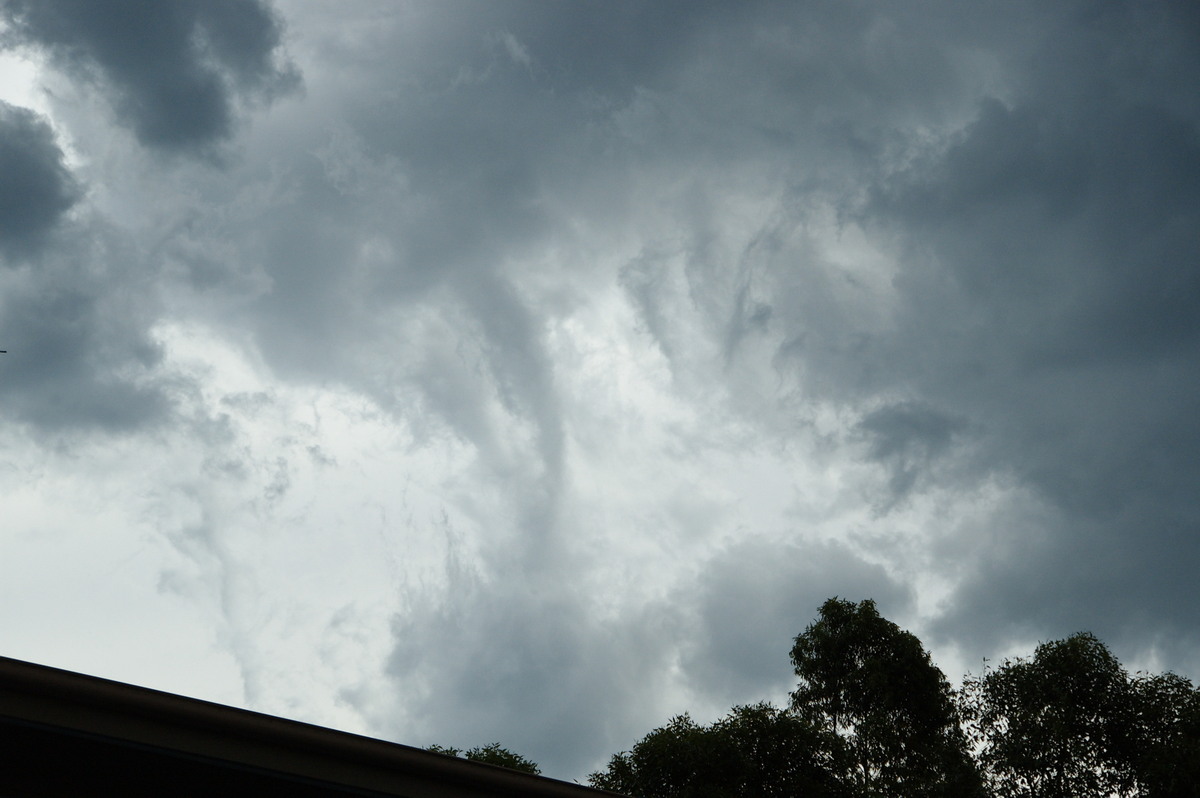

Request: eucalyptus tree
left=789, top=598, right=985, bottom=798
left=1129, top=670, right=1200, bottom=797
left=961, top=632, right=1200, bottom=798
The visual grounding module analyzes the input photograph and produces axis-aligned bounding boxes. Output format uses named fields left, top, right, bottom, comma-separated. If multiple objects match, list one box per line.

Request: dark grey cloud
left=384, top=566, right=683, bottom=781
left=378, top=539, right=907, bottom=780
left=0, top=106, right=168, bottom=433
left=0, top=226, right=168, bottom=432
left=847, top=1, right=1200, bottom=658
left=855, top=402, right=970, bottom=504
left=0, top=102, right=167, bottom=434
left=0, top=0, right=297, bottom=152
left=681, top=538, right=909, bottom=704
left=0, top=101, right=79, bottom=259
left=210, top=0, right=1006, bottom=396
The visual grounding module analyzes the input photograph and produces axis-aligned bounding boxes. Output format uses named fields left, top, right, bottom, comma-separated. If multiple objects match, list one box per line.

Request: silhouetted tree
left=590, top=597, right=1200, bottom=798
left=1129, top=670, right=1200, bottom=797
left=790, top=598, right=985, bottom=798
left=588, top=703, right=843, bottom=797
left=427, top=742, right=541, bottom=775
left=962, top=633, right=1200, bottom=798
left=960, top=632, right=1136, bottom=798
left=716, top=703, right=846, bottom=797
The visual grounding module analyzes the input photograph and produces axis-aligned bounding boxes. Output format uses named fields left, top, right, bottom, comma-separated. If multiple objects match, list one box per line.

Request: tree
left=961, top=632, right=1200, bottom=798
left=589, top=713, right=744, bottom=798
left=588, top=703, right=843, bottom=798
left=790, top=598, right=985, bottom=798
left=959, top=632, right=1137, bottom=798
left=1128, top=670, right=1200, bottom=797
left=714, top=703, right=845, bottom=797
left=427, top=742, right=541, bottom=775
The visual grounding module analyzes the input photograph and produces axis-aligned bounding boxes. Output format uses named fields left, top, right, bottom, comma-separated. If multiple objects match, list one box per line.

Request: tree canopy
left=589, top=703, right=842, bottom=798
left=588, top=598, right=1200, bottom=798
left=427, top=742, right=541, bottom=775
left=789, top=597, right=985, bottom=798
left=1129, top=670, right=1200, bottom=797
left=960, top=633, right=1200, bottom=798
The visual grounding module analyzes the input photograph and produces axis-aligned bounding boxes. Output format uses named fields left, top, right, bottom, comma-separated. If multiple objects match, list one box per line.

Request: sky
left=1, top=0, right=1199, bottom=782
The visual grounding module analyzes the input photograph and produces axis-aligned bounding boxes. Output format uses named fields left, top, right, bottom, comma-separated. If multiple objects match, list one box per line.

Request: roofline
left=0, top=656, right=618, bottom=797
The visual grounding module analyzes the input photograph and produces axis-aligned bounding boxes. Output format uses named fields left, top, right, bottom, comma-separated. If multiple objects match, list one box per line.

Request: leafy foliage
left=1128, top=671, right=1200, bottom=797
left=588, top=703, right=843, bottom=797
left=790, top=598, right=985, bottom=798
left=960, top=633, right=1136, bottom=798
left=427, top=742, right=541, bottom=775
left=960, top=633, right=1200, bottom=798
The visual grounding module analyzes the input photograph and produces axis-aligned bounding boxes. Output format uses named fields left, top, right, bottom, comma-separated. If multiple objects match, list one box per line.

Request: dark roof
left=0, top=655, right=619, bottom=798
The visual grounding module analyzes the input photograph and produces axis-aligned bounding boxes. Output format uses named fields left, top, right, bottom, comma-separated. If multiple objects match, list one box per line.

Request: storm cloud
left=1, top=0, right=297, bottom=151
left=0, top=99, right=164, bottom=432
left=859, top=1, right=1200, bottom=652
left=2, top=0, right=1199, bottom=782
left=0, top=101, right=78, bottom=258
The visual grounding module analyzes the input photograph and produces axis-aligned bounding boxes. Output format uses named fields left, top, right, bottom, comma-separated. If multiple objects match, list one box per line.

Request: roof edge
left=0, top=656, right=616, bottom=797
